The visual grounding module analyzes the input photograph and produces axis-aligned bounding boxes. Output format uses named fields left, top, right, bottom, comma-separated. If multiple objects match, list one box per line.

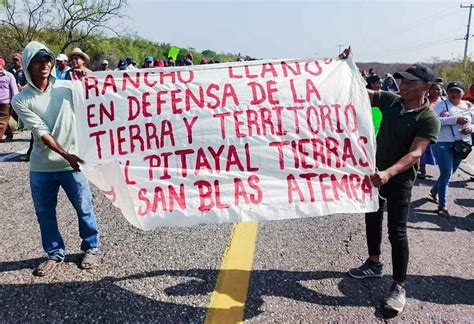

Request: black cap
left=393, top=63, right=434, bottom=83
left=367, top=74, right=382, bottom=83
left=446, top=81, right=465, bottom=92
left=31, top=49, right=53, bottom=63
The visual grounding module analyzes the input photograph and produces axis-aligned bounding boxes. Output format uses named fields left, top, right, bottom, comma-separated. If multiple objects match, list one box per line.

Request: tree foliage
left=53, top=0, right=126, bottom=52
left=439, top=59, right=474, bottom=87
left=0, top=0, right=256, bottom=69
left=0, top=0, right=126, bottom=52
left=0, top=25, right=253, bottom=70
left=0, top=0, right=49, bottom=49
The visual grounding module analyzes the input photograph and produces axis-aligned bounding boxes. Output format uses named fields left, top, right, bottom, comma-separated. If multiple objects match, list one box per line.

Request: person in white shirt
left=55, top=54, right=70, bottom=80
left=430, top=81, right=474, bottom=217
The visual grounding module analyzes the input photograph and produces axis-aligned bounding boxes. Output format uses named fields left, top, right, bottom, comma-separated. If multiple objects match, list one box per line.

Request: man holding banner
left=341, top=49, right=441, bottom=315
left=11, top=41, right=99, bottom=276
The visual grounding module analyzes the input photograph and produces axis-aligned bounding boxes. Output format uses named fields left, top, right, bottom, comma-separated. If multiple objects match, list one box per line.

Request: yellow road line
left=205, top=221, right=259, bottom=324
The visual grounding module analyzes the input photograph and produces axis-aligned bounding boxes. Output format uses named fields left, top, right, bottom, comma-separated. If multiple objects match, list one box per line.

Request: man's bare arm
left=41, top=133, right=84, bottom=171
left=370, top=137, right=430, bottom=187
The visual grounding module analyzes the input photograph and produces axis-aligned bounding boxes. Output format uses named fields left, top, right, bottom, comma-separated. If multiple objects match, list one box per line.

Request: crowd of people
left=96, top=51, right=220, bottom=71
left=0, top=43, right=472, bottom=318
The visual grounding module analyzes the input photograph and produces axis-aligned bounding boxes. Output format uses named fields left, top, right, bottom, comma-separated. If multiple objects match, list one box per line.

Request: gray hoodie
left=12, top=41, right=77, bottom=172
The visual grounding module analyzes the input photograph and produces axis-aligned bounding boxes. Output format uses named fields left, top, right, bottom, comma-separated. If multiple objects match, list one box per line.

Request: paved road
left=1, top=130, right=473, bottom=322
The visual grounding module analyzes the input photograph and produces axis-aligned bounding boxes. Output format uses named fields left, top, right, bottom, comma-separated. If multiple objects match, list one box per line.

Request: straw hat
left=68, top=47, right=90, bottom=63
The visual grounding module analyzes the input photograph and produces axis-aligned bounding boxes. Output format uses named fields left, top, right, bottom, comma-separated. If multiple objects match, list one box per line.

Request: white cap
left=101, top=59, right=109, bottom=65
left=56, top=54, right=68, bottom=61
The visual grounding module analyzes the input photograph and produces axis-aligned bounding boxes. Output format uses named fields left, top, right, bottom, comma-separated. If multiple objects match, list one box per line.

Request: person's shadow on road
left=415, top=178, right=473, bottom=190
left=408, top=197, right=474, bottom=232
left=159, top=269, right=473, bottom=319
left=1, top=258, right=472, bottom=321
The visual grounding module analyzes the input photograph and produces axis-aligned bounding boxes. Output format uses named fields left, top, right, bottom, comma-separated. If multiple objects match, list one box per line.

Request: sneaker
left=348, top=259, right=383, bottom=279
left=384, top=282, right=406, bottom=314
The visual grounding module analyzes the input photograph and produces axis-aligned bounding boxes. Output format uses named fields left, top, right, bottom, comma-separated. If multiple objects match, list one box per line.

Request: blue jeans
left=432, top=142, right=462, bottom=208
left=30, top=171, right=99, bottom=260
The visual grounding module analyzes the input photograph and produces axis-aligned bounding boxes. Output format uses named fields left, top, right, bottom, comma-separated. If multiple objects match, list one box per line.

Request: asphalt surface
left=1, top=130, right=473, bottom=322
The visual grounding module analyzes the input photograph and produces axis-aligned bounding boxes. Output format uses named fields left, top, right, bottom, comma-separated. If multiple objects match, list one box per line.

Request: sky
left=120, top=0, right=474, bottom=63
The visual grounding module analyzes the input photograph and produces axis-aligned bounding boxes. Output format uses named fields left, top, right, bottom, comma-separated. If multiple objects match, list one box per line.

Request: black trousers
left=365, top=180, right=412, bottom=282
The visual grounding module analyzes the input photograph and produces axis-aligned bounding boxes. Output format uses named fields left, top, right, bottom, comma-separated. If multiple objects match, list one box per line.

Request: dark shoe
left=4, top=134, right=13, bottom=142
left=429, top=188, right=438, bottom=204
left=384, top=282, right=406, bottom=314
left=79, top=250, right=98, bottom=269
left=33, top=258, right=62, bottom=277
left=437, top=207, right=450, bottom=219
left=348, top=259, right=383, bottom=279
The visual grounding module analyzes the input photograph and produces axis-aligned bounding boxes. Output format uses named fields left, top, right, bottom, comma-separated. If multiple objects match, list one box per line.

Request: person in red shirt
left=462, top=83, right=474, bottom=103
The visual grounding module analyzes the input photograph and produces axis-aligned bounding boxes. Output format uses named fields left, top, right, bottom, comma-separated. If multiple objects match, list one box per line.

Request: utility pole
left=337, top=44, right=344, bottom=55
left=461, top=4, right=473, bottom=61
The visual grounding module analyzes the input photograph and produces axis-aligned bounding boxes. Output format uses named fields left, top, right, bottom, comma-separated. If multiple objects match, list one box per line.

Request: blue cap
left=31, top=49, right=53, bottom=62
left=145, top=56, right=154, bottom=62
left=118, top=59, right=127, bottom=70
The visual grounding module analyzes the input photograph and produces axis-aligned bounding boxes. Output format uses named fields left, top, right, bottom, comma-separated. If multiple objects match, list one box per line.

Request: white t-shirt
left=433, top=99, right=474, bottom=143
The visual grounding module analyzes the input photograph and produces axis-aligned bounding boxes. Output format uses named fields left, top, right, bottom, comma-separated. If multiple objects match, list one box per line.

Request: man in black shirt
left=9, top=52, right=26, bottom=90
left=341, top=48, right=441, bottom=315
left=8, top=52, right=26, bottom=126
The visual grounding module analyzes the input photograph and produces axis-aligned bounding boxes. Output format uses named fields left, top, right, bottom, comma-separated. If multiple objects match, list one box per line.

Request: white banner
left=72, top=57, right=378, bottom=230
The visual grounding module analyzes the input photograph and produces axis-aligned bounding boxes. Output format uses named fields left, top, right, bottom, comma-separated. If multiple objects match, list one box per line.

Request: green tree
left=0, top=0, right=49, bottom=50
left=439, top=59, right=474, bottom=86
left=0, top=0, right=127, bottom=52
left=53, top=0, right=127, bottom=52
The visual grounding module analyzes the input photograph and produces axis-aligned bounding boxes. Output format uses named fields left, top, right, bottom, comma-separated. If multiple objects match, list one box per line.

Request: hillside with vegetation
left=0, top=27, right=255, bottom=69
left=1, top=0, right=472, bottom=84
left=0, top=0, right=256, bottom=68
left=0, top=26, right=472, bottom=86
left=357, top=61, right=474, bottom=87
left=2, top=24, right=472, bottom=86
